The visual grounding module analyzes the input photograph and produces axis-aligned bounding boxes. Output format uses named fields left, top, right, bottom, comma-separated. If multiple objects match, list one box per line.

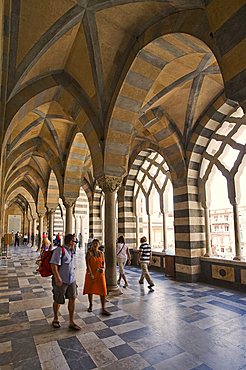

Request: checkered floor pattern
left=0, top=245, right=246, bottom=369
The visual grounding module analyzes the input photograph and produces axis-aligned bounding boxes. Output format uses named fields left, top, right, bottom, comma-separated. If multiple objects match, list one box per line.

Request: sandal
left=68, top=323, right=81, bottom=331
left=101, top=309, right=112, bottom=316
left=52, top=321, right=60, bottom=329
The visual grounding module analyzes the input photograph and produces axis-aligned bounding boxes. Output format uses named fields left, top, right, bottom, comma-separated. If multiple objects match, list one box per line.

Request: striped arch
left=118, top=149, right=151, bottom=248
left=187, top=93, right=239, bottom=165
left=171, top=94, right=239, bottom=282
left=64, top=132, right=91, bottom=201
left=81, top=178, right=93, bottom=204
left=7, top=195, right=27, bottom=213
left=4, top=73, right=103, bottom=178
left=6, top=187, right=37, bottom=219
left=104, top=8, right=220, bottom=178
left=205, top=1, right=246, bottom=103
left=46, top=171, right=59, bottom=210
left=89, top=185, right=103, bottom=241
left=4, top=165, right=46, bottom=199
left=3, top=138, right=63, bottom=197
left=5, top=180, right=37, bottom=207
left=118, top=145, right=171, bottom=248
left=37, top=187, right=46, bottom=216
left=54, top=200, right=65, bottom=235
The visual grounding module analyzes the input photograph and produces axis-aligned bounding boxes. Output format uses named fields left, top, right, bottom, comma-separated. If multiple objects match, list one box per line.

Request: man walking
left=50, top=233, right=81, bottom=330
left=138, top=236, right=155, bottom=289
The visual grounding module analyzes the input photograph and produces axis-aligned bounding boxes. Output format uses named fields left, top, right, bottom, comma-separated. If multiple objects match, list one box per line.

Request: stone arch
left=5, top=187, right=37, bottom=219
left=104, top=10, right=223, bottom=179
left=187, top=93, right=239, bottom=179
left=63, top=132, right=91, bottom=202
left=4, top=73, right=103, bottom=178
left=46, top=170, right=59, bottom=210
left=37, top=187, right=46, bottom=216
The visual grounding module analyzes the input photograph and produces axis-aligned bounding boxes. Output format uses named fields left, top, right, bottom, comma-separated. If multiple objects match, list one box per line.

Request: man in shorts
left=50, top=233, right=81, bottom=330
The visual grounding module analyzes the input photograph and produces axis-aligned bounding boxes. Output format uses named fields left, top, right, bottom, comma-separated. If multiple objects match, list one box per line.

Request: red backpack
left=38, top=246, right=65, bottom=277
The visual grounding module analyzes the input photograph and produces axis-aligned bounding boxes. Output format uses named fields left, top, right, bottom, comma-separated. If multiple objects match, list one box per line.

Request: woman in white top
left=116, top=236, right=131, bottom=288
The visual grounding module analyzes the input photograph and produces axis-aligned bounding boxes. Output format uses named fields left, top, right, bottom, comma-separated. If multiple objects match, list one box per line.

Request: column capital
left=38, top=212, right=45, bottom=218
left=97, top=175, right=122, bottom=193
left=63, top=199, right=75, bottom=208
left=47, top=207, right=56, bottom=214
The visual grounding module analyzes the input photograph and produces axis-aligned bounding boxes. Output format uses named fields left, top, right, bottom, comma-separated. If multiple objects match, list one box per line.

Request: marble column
left=161, top=211, right=167, bottom=253
left=228, top=180, right=242, bottom=260
left=199, top=181, right=212, bottom=257
left=28, top=219, right=32, bottom=243
left=135, top=215, right=139, bottom=247
left=98, top=175, right=122, bottom=294
left=22, top=211, right=26, bottom=237
left=147, top=213, right=152, bottom=246
left=64, top=201, right=74, bottom=235
left=203, top=206, right=212, bottom=257
left=32, top=218, right=37, bottom=248
left=233, top=203, right=242, bottom=260
left=38, top=214, right=44, bottom=249
left=48, top=210, right=55, bottom=244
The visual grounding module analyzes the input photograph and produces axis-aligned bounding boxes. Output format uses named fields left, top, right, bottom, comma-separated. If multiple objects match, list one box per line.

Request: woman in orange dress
left=83, top=239, right=111, bottom=316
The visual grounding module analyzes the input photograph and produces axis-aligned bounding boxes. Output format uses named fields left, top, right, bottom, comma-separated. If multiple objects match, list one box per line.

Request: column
left=233, top=203, right=242, bottom=260
left=48, top=209, right=55, bottom=243
left=64, top=201, right=74, bottom=235
left=161, top=211, right=167, bottom=253
left=22, top=211, right=26, bottom=237
left=228, top=180, right=242, bottom=260
left=146, top=197, right=152, bottom=245
left=38, top=213, right=44, bottom=249
left=28, top=219, right=32, bottom=243
left=199, top=181, right=212, bottom=257
left=98, top=175, right=122, bottom=294
left=135, top=215, right=139, bottom=247
left=203, top=206, right=212, bottom=257
left=32, top=218, right=37, bottom=248
left=148, top=213, right=152, bottom=246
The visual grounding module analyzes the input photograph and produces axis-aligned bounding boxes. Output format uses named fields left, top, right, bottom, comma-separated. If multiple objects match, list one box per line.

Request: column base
left=203, top=253, right=211, bottom=257
left=233, top=256, right=242, bottom=261
left=107, top=285, right=123, bottom=296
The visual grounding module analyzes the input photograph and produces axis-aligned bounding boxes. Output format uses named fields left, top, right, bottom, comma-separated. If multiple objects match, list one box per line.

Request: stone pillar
left=199, top=180, right=212, bottom=257
left=233, top=203, right=242, bottom=260
left=28, top=219, right=32, bottom=243
left=22, top=211, right=26, bottom=237
left=228, top=180, right=242, bottom=260
left=203, top=206, right=212, bottom=257
left=64, top=201, right=74, bottom=235
left=98, top=175, right=122, bottom=293
left=48, top=210, right=55, bottom=243
left=135, top=215, right=139, bottom=248
left=146, top=197, right=152, bottom=245
left=148, top=213, right=152, bottom=246
left=33, top=218, right=37, bottom=248
left=161, top=211, right=167, bottom=253
left=38, top=214, right=44, bottom=249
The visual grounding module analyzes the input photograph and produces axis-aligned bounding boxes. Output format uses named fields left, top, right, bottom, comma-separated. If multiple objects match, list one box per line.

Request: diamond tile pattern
left=0, top=246, right=246, bottom=369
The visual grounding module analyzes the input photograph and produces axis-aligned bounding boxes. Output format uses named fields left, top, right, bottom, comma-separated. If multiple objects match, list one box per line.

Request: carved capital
left=97, top=176, right=122, bottom=193
left=64, top=199, right=75, bottom=208
left=47, top=208, right=56, bottom=214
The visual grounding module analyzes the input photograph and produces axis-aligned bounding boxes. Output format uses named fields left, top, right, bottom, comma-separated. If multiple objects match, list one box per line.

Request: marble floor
left=0, top=246, right=246, bottom=370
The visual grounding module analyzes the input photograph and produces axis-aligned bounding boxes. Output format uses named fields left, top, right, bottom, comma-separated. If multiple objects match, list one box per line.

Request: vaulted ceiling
left=0, top=0, right=245, bottom=211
